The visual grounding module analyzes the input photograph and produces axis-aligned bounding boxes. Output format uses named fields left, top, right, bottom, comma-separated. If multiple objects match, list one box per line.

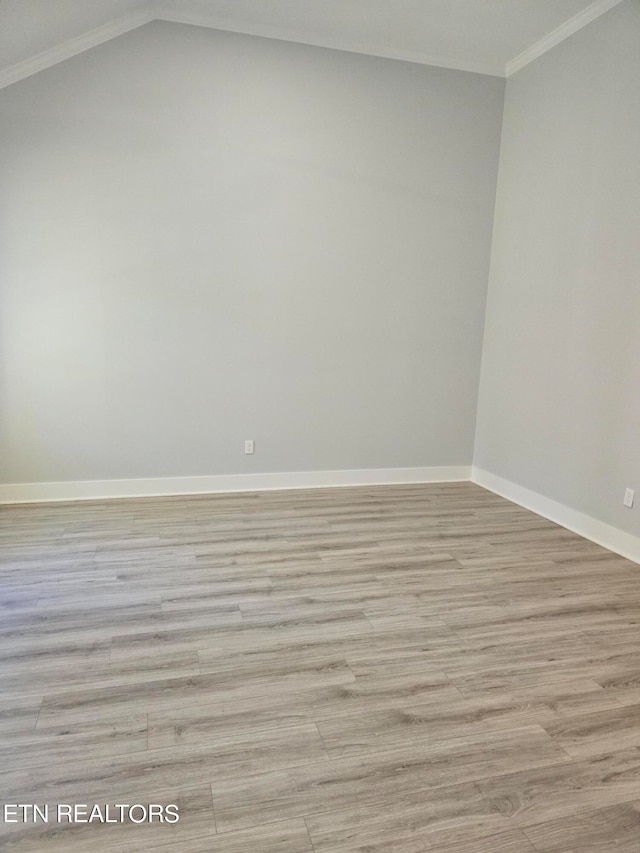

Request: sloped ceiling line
left=0, top=0, right=626, bottom=90
left=506, top=0, right=625, bottom=75
left=0, top=2, right=156, bottom=90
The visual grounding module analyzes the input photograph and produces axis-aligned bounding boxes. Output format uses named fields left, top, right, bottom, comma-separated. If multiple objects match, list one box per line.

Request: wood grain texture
left=1, top=482, right=640, bottom=851
left=522, top=802, right=640, bottom=853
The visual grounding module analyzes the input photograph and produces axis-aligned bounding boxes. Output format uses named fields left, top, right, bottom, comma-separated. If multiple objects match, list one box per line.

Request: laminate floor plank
left=541, top=703, right=640, bottom=758
left=210, top=726, right=568, bottom=833
left=304, top=780, right=518, bottom=853
left=149, top=819, right=315, bottom=853
left=0, top=786, right=215, bottom=852
left=315, top=696, right=565, bottom=759
left=522, top=802, right=640, bottom=852
left=148, top=675, right=462, bottom=748
left=0, top=716, right=149, bottom=769
left=2, top=482, right=639, bottom=851
left=0, top=698, right=43, bottom=736
left=477, top=746, right=640, bottom=827
left=3, top=723, right=329, bottom=806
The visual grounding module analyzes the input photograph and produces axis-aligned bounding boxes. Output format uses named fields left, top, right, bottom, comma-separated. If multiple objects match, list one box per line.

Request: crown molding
left=0, top=0, right=505, bottom=90
left=156, top=4, right=505, bottom=77
left=0, top=0, right=623, bottom=90
left=0, top=3, right=156, bottom=90
left=505, top=0, right=625, bottom=77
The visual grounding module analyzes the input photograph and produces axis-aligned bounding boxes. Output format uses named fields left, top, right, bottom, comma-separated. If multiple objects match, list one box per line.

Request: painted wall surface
left=0, top=22, right=504, bottom=483
left=475, top=0, right=640, bottom=535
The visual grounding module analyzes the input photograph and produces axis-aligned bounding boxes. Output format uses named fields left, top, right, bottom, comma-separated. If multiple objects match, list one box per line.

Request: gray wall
left=475, top=0, right=640, bottom=534
left=0, top=22, right=504, bottom=484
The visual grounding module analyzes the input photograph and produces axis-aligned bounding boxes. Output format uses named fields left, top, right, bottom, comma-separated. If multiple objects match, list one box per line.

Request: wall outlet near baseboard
left=623, top=488, right=635, bottom=508
left=244, top=439, right=255, bottom=455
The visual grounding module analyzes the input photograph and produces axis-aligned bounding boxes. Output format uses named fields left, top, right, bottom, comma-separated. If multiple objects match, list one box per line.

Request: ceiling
left=0, top=0, right=624, bottom=88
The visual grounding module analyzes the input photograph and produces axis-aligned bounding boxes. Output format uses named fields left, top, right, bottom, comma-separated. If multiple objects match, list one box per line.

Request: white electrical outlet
left=623, top=488, right=635, bottom=508
left=244, top=439, right=255, bottom=455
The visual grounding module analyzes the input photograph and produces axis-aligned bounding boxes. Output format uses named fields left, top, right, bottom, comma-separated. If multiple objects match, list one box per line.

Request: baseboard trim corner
left=472, top=466, right=640, bottom=566
left=0, top=465, right=472, bottom=504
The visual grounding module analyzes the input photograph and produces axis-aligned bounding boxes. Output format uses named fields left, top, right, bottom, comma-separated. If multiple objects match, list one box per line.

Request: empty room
left=1, top=0, right=639, bottom=851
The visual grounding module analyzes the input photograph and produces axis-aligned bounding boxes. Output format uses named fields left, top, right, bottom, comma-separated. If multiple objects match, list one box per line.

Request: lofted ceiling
left=0, top=0, right=625, bottom=88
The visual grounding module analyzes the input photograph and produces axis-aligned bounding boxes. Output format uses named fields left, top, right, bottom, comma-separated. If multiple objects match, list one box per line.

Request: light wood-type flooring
left=2, top=482, right=640, bottom=852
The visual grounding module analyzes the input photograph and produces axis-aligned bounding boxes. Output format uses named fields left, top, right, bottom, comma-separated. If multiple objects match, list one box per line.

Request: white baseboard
left=5, top=465, right=638, bottom=566
left=472, top=467, right=640, bottom=566
left=0, top=465, right=472, bottom=505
